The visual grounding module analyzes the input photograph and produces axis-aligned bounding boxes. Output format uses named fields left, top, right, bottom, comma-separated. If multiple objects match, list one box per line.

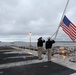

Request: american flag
left=60, top=15, right=76, bottom=41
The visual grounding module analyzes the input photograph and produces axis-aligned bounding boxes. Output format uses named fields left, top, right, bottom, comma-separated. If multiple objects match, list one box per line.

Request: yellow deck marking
left=0, top=50, right=16, bottom=52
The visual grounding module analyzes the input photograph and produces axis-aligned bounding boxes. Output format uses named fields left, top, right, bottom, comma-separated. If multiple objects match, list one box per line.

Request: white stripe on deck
left=0, top=58, right=47, bottom=69
left=0, top=71, right=3, bottom=74
left=70, top=73, right=76, bottom=75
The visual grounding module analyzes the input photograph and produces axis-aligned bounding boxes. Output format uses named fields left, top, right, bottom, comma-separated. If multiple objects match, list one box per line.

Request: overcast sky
left=0, top=0, right=76, bottom=42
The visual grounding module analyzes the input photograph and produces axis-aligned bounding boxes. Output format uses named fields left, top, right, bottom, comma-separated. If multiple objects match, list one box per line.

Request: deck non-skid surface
left=0, top=46, right=76, bottom=75
left=0, top=61, right=76, bottom=75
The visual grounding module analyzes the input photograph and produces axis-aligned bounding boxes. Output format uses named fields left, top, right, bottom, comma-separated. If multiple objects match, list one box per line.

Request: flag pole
left=51, top=31, right=57, bottom=38
left=53, top=0, right=70, bottom=40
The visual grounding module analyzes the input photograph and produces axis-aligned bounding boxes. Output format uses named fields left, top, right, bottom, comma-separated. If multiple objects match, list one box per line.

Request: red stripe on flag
left=61, top=23, right=76, bottom=39
left=69, top=24, right=76, bottom=33
left=71, top=23, right=76, bottom=30
left=60, top=16, right=76, bottom=41
left=61, top=23, right=76, bottom=41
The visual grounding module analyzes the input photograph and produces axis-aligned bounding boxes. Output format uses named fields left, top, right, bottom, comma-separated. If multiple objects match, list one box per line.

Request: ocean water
left=0, top=41, right=76, bottom=47
left=54, top=42, right=76, bottom=46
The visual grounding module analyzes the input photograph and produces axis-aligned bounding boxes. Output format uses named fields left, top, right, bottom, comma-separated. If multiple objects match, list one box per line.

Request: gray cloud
left=0, top=0, right=76, bottom=41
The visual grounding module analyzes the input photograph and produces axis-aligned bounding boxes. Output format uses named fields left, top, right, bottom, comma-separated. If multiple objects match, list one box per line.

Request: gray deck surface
left=0, top=46, right=76, bottom=75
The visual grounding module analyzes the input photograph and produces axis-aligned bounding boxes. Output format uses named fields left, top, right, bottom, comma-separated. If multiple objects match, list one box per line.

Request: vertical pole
left=54, top=0, right=70, bottom=40
left=30, top=35, right=31, bottom=49
left=75, top=49, right=76, bottom=62
left=29, top=32, right=32, bottom=50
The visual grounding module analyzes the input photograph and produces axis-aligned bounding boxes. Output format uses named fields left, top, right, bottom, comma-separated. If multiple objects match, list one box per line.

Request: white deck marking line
left=70, top=73, right=76, bottom=75
left=0, top=71, right=3, bottom=74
